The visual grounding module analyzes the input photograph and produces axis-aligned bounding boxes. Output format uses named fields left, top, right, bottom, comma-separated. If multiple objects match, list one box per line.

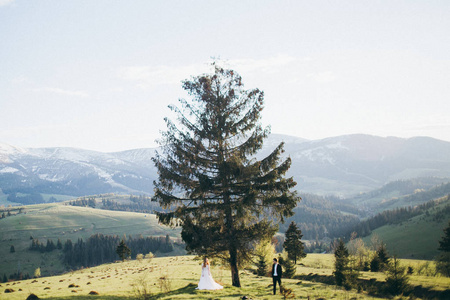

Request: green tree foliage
left=253, top=239, right=275, bottom=276
left=347, top=233, right=371, bottom=271
left=57, top=238, right=63, bottom=250
left=283, top=257, right=297, bottom=279
left=152, top=63, right=300, bottom=287
left=436, top=221, right=450, bottom=276
left=116, top=239, right=131, bottom=261
left=283, top=221, right=306, bottom=264
left=333, top=239, right=358, bottom=290
left=370, top=243, right=390, bottom=272
left=376, top=244, right=390, bottom=271
left=438, top=221, right=450, bottom=252
left=282, top=194, right=360, bottom=240
left=10, top=245, right=15, bottom=253
left=256, top=255, right=268, bottom=277
left=385, top=255, right=410, bottom=296
left=61, top=234, right=171, bottom=268
left=34, top=267, right=41, bottom=278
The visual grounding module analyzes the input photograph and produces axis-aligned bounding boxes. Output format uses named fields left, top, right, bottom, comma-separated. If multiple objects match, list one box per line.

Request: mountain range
left=1, top=134, right=450, bottom=201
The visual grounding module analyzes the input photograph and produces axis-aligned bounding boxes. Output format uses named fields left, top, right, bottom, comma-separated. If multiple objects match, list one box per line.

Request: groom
left=271, top=258, right=282, bottom=295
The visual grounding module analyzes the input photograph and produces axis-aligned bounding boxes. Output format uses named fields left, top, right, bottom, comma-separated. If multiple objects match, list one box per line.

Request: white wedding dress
left=197, top=264, right=223, bottom=290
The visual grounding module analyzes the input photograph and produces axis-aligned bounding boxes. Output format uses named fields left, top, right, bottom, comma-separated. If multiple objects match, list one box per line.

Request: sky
left=1, top=0, right=450, bottom=152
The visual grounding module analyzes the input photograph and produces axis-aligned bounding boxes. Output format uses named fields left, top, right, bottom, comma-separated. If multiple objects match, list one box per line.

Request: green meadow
left=1, top=203, right=181, bottom=277
left=2, top=254, right=449, bottom=300
left=361, top=197, right=450, bottom=260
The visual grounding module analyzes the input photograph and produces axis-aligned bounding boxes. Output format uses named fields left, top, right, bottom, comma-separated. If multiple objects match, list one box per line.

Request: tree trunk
left=229, top=247, right=241, bottom=287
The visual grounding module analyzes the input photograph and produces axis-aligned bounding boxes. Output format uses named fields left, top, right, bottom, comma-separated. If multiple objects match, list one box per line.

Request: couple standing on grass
left=196, top=257, right=283, bottom=295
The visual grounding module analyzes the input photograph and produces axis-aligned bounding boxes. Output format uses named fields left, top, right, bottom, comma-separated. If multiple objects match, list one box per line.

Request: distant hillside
left=361, top=194, right=450, bottom=260
left=0, top=201, right=181, bottom=279
left=280, top=135, right=450, bottom=196
left=342, top=178, right=450, bottom=215
left=2, top=134, right=450, bottom=204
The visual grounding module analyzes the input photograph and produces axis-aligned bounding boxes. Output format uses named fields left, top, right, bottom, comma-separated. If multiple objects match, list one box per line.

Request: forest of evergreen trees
left=6, top=192, right=45, bottom=205
left=28, top=233, right=174, bottom=269
left=281, top=194, right=360, bottom=240
left=67, top=195, right=163, bottom=214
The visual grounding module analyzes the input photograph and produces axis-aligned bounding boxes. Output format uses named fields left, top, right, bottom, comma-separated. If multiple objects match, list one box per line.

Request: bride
left=197, top=257, right=223, bottom=290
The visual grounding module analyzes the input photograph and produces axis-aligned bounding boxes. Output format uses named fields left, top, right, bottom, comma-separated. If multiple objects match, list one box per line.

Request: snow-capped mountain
left=0, top=145, right=158, bottom=196
left=1, top=134, right=450, bottom=199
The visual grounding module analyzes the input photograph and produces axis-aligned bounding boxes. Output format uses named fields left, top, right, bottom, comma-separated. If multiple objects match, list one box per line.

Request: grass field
left=0, top=203, right=181, bottom=278
left=1, top=254, right=449, bottom=300
left=361, top=199, right=449, bottom=260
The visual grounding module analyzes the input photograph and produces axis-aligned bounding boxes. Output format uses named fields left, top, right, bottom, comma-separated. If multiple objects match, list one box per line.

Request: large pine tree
left=152, top=63, right=300, bottom=287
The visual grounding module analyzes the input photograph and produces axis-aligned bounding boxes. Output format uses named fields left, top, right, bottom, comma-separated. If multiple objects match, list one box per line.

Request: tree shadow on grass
left=41, top=284, right=246, bottom=300
left=148, top=283, right=198, bottom=299
left=44, top=296, right=133, bottom=300
left=149, top=283, right=246, bottom=300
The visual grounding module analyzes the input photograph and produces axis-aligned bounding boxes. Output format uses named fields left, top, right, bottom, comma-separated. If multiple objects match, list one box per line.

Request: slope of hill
left=361, top=195, right=450, bottom=260
left=342, top=178, right=450, bottom=215
left=2, top=255, right=449, bottom=300
left=282, top=135, right=450, bottom=196
left=2, top=134, right=450, bottom=203
left=0, top=202, right=181, bottom=279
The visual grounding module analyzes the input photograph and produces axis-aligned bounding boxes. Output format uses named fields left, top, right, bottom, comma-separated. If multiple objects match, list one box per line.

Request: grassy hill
left=0, top=202, right=181, bottom=278
left=1, top=254, right=449, bottom=300
left=361, top=195, right=450, bottom=260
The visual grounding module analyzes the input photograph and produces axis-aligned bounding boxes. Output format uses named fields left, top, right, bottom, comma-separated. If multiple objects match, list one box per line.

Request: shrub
left=158, top=268, right=172, bottom=293
left=436, top=252, right=450, bottom=277
left=136, top=253, right=144, bottom=262
left=132, top=273, right=152, bottom=300
left=144, top=252, right=154, bottom=260
left=34, top=268, right=41, bottom=278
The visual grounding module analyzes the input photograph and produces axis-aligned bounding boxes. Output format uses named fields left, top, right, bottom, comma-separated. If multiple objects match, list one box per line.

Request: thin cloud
left=33, top=87, right=89, bottom=98
left=119, top=55, right=302, bottom=89
left=119, top=63, right=209, bottom=88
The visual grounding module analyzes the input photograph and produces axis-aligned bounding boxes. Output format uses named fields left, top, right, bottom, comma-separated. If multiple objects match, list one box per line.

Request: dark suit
left=272, top=263, right=282, bottom=294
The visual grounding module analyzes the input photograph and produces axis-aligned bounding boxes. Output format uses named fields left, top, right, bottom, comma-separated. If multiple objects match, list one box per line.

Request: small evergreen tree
left=57, top=238, right=63, bottom=250
left=376, top=243, right=390, bottom=271
left=370, top=255, right=381, bottom=272
left=116, top=239, right=131, bottom=261
left=334, top=239, right=349, bottom=286
left=333, top=239, right=358, bottom=290
left=10, top=245, right=15, bottom=253
left=436, top=221, right=450, bottom=276
left=46, top=239, right=56, bottom=252
left=283, top=221, right=306, bottom=264
left=256, top=255, right=268, bottom=276
left=385, top=255, right=409, bottom=296
left=438, top=221, right=450, bottom=252
left=283, top=258, right=297, bottom=279
left=253, top=239, right=275, bottom=276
